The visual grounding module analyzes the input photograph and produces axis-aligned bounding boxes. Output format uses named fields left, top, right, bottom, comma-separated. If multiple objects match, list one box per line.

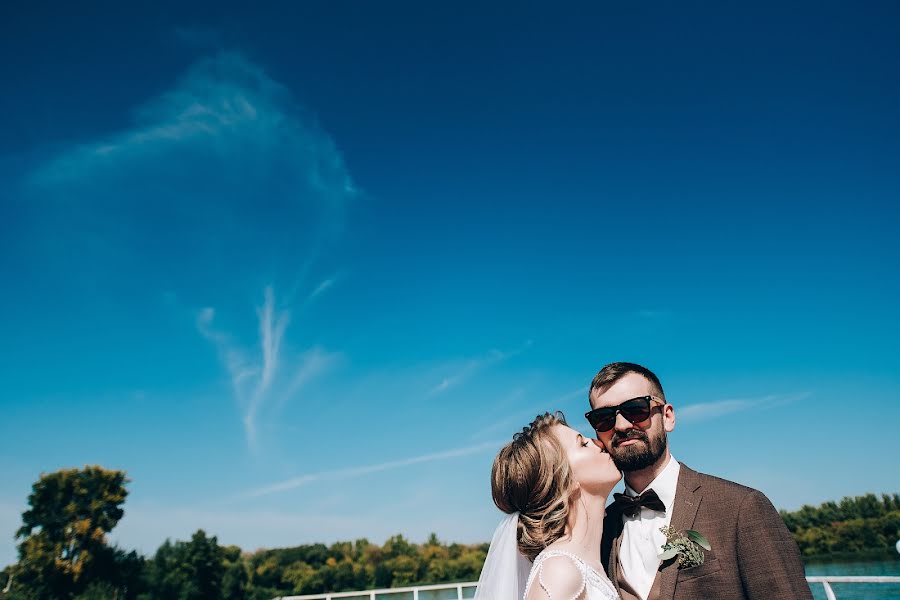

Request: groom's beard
left=608, top=426, right=667, bottom=472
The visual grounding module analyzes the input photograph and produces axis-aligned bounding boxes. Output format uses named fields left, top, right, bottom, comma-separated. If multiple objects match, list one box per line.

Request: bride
left=475, top=412, right=621, bottom=600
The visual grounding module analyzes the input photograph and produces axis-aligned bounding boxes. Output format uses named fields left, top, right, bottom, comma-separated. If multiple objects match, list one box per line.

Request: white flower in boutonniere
left=658, top=525, right=711, bottom=568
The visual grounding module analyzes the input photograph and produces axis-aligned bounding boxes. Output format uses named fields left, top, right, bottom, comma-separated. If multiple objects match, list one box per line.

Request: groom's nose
left=614, top=412, right=634, bottom=431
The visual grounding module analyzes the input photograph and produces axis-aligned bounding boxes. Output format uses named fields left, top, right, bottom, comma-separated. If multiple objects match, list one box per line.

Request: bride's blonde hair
left=490, top=412, right=573, bottom=561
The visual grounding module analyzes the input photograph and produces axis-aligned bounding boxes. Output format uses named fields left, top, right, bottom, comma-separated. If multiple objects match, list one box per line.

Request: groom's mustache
left=611, top=429, right=648, bottom=447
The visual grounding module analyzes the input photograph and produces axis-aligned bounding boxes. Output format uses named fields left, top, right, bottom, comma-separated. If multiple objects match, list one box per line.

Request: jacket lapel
left=656, top=464, right=703, bottom=600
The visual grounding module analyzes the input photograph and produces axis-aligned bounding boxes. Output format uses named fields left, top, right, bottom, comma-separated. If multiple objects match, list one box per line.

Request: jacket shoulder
left=687, top=466, right=759, bottom=500
left=685, top=466, right=783, bottom=521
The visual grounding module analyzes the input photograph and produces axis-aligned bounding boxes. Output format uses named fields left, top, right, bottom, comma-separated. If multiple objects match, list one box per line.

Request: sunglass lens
left=588, top=410, right=615, bottom=432
left=619, top=399, right=651, bottom=423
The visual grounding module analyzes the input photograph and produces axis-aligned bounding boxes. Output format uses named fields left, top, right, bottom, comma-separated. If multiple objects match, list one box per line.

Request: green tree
left=71, top=581, right=118, bottom=600
left=782, top=493, right=900, bottom=559
left=382, top=534, right=415, bottom=559
left=384, top=555, right=420, bottom=586
left=221, top=545, right=249, bottom=600
left=184, top=530, right=225, bottom=600
left=145, top=530, right=226, bottom=600
left=281, top=561, right=316, bottom=594
left=15, top=466, right=129, bottom=598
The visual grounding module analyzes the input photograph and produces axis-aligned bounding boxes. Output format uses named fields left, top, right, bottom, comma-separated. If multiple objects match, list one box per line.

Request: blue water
left=805, top=559, right=900, bottom=600
left=356, top=559, right=900, bottom=599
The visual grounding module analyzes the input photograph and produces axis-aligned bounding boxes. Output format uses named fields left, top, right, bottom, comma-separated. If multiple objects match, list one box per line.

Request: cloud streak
left=469, top=386, right=588, bottom=441
left=24, top=51, right=357, bottom=305
left=309, top=278, right=336, bottom=300
left=198, top=286, right=340, bottom=450
left=677, top=391, right=812, bottom=424
left=31, top=52, right=355, bottom=205
left=244, top=440, right=502, bottom=498
left=22, top=52, right=357, bottom=452
left=428, top=341, right=533, bottom=396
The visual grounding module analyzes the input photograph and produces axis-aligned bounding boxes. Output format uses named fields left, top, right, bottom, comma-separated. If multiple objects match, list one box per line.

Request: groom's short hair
left=590, top=362, right=666, bottom=400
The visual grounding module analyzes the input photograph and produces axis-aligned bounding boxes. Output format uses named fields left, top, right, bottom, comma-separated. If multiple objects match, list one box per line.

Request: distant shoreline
left=803, top=549, right=900, bottom=564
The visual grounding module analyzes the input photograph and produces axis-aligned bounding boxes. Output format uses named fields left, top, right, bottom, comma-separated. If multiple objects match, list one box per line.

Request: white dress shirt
left=618, top=456, right=680, bottom=600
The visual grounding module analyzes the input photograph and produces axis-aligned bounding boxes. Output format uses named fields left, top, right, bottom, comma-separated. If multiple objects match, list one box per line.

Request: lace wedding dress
left=524, top=549, right=619, bottom=600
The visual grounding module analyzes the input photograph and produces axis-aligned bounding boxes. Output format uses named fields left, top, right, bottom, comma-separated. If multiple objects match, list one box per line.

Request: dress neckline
left=529, top=548, right=619, bottom=599
left=536, top=548, right=604, bottom=576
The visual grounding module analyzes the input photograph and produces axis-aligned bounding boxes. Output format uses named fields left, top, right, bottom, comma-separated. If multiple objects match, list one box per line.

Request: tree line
left=780, top=492, right=900, bottom=560
left=1, top=466, right=897, bottom=599
left=0, top=466, right=487, bottom=599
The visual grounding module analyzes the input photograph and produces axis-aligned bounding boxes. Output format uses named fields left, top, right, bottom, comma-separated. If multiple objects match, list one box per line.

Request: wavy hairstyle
left=490, top=411, right=574, bottom=561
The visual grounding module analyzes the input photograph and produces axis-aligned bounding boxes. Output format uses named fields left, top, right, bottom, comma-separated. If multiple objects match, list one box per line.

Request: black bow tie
left=609, top=489, right=666, bottom=518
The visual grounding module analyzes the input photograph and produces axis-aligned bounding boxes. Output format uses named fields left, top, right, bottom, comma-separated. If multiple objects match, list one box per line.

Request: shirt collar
left=624, top=455, right=680, bottom=512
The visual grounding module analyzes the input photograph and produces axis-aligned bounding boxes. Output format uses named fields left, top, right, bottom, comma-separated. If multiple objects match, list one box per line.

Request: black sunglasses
left=584, top=395, right=664, bottom=433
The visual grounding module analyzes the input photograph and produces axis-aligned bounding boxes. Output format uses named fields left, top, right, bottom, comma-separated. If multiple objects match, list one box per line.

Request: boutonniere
left=658, top=525, right=711, bottom=568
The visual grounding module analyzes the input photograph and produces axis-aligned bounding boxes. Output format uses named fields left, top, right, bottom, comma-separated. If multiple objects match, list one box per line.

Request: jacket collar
left=657, top=464, right=703, bottom=600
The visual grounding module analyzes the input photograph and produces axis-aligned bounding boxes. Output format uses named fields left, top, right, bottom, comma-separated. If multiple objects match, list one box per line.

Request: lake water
left=340, top=559, right=900, bottom=600
left=806, top=559, right=900, bottom=600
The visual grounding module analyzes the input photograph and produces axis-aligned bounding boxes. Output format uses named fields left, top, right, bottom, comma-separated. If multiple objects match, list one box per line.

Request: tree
left=221, top=545, right=249, bottom=600
left=71, top=582, right=118, bottom=600
left=15, top=466, right=129, bottom=598
left=144, top=530, right=226, bottom=600
left=184, top=530, right=226, bottom=600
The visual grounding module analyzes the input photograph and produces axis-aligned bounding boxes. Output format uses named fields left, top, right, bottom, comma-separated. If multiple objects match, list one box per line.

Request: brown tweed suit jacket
left=601, top=464, right=813, bottom=600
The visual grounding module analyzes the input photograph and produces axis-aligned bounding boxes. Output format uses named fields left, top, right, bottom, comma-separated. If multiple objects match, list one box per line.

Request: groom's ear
left=663, top=404, right=676, bottom=433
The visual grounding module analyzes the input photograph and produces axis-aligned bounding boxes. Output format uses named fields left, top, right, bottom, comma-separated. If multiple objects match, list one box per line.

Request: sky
left=1, top=1, right=899, bottom=568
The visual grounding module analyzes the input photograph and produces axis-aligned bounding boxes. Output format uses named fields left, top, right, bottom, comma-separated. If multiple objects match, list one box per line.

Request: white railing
left=276, top=581, right=477, bottom=600
left=806, top=576, right=900, bottom=600
left=275, top=576, right=900, bottom=600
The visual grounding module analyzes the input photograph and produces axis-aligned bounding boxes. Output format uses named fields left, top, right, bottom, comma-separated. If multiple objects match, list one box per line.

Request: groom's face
left=588, top=373, right=675, bottom=472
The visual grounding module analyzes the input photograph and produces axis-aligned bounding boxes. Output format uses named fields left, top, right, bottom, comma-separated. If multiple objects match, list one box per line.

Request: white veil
left=474, top=512, right=532, bottom=600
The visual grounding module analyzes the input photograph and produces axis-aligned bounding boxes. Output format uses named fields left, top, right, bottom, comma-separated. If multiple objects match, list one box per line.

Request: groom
left=588, top=362, right=812, bottom=600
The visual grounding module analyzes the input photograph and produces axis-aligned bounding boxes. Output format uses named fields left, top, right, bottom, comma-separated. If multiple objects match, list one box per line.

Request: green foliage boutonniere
left=658, top=526, right=711, bottom=568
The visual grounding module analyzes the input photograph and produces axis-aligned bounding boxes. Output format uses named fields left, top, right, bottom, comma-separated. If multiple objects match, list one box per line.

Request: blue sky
left=1, top=1, right=899, bottom=567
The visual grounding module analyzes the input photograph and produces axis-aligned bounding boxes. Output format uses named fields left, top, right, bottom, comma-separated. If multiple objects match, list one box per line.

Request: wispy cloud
left=309, top=277, right=336, bottom=300
left=428, top=341, right=533, bottom=396
left=21, top=52, right=356, bottom=451
left=24, top=52, right=357, bottom=304
left=301, top=272, right=344, bottom=308
left=677, top=392, right=812, bottom=424
left=198, top=286, right=340, bottom=450
left=252, top=287, right=290, bottom=436
left=469, top=386, right=588, bottom=441
left=243, top=440, right=502, bottom=498
left=31, top=52, right=356, bottom=203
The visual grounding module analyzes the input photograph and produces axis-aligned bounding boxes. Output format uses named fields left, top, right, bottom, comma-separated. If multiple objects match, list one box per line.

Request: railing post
left=822, top=582, right=837, bottom=600
left=457, top=584, right=463, bottom=600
